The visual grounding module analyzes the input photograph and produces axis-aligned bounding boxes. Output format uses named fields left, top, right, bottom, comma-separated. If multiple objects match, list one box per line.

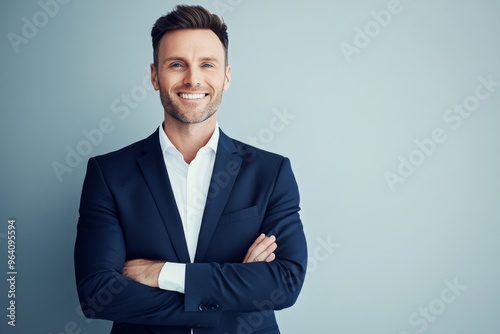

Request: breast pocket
left=218, top=205, right=260, bottom=225
left=209, top=205, right=263, bottom=262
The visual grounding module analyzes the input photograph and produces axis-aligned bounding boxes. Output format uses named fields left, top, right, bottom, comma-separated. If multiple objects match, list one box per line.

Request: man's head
left=150, top=5, right=231, bottom=125
left=152, top=5, right=229, bottom=69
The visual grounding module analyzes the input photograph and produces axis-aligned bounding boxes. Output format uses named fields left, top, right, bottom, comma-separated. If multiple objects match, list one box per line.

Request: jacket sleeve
left=74, top=157, right=221, bottom=327
left=184, top=158, right=308, bottom=312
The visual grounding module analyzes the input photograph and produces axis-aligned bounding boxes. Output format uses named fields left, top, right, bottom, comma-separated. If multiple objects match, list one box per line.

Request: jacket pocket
left=251, top=324, right=280, bottom=333
left=218, top=205, right=260, bottom=225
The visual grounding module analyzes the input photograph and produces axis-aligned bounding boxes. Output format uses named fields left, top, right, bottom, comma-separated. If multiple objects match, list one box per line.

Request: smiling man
left=74, top=5, right=307, bottom=334
left=158, top=29, right=226, bottom=122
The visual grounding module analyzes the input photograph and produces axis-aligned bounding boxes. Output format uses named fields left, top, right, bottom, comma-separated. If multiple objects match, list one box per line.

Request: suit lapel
left=137, top=129, right=191, bottom=263
left=194, top=130, right=242, bottom=262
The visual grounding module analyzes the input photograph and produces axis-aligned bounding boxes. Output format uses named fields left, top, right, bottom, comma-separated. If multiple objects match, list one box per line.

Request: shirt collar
left=159, top=122, right=219, bottom=155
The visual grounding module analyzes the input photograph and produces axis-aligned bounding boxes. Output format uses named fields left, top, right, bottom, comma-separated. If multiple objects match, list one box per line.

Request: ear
left=223, top=64, right=231, bottom=91
left=150, top=63, right=160, bottom=91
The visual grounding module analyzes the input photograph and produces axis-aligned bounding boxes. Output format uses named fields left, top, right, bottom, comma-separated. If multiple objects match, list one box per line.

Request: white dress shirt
left=157, top=123, right=219, bottom=293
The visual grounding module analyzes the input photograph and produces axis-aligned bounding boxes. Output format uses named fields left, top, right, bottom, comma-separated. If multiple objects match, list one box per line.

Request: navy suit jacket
left=74, top=128, right=307, bottom=334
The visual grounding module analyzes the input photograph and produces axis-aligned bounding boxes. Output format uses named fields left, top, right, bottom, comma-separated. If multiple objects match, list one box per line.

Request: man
left=74, top=5, right=307, bottom=334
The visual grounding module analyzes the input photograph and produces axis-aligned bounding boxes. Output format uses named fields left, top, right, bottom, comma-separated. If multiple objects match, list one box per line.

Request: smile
left=178, top=93, right=207, bottom=100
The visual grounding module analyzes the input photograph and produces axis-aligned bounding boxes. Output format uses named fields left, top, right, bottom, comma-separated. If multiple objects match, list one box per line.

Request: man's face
left=151, top=29, right=231, bottom=124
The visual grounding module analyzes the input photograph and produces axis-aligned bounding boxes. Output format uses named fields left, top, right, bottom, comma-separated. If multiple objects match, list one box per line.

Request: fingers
left=243, top=233, right=265, bottom=263
left=256, top=236, right=277, bottom=262
left=245, top=233, right=266, bottom=258
left=265, top=253, right=276, bottom=262
left=243, top=234, right=277, bottom=263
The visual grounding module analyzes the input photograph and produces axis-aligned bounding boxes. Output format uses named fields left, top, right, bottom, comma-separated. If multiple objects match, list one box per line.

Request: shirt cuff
left=158, top=262, right=186, bottom=293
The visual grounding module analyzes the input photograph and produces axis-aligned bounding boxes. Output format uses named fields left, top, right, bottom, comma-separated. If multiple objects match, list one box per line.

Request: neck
left=163, top=114, right=216, bottom=164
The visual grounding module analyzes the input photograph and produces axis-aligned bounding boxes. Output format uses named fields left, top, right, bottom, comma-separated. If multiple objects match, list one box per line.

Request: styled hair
left=151, top=5, right=229, bottom=68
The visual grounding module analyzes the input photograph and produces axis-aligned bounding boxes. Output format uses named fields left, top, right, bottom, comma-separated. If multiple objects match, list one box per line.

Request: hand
left=123, top=259, right=165, bottom=288
left=243, top=233, right=277, bottom=263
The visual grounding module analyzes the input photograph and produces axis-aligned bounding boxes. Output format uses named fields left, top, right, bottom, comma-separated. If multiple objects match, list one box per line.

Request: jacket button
left=198, top=304, right=207, bottom=311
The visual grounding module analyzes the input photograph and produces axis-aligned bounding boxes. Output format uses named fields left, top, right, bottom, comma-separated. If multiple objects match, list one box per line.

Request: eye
left=170, top=62, right=183, bottom=68
left=202, top=63, right=215, bottom=68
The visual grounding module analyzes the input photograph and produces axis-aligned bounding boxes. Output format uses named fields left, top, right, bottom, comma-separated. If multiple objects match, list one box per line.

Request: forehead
left=158, top=29, right=225, bottom=60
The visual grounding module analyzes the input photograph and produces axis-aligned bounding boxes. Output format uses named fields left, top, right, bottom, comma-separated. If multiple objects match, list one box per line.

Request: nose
left=183, top=67, right=201, bottom=87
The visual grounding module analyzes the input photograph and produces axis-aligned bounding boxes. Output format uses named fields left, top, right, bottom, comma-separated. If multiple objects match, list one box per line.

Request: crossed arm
left=123, top=233, right=278, bottom=288
left=75, top=156, right=306, bottom=326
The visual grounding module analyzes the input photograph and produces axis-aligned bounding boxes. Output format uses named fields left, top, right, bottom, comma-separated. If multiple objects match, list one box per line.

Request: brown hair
left=151, top=5, right=229, bottom=68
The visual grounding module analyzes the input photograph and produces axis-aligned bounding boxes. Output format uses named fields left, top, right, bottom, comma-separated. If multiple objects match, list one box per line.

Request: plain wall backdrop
left=1, top=0, right=499, bottom=333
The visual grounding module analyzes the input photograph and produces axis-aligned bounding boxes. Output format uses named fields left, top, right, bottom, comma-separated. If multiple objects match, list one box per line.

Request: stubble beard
left=159, top=83, right=223, bottom=125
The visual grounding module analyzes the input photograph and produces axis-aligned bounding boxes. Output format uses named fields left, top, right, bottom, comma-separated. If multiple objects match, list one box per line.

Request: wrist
left=150, top=261, right=165, bottom=288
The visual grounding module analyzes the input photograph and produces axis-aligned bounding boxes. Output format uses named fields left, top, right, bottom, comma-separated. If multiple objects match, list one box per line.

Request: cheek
left=158, top=78, right=177, bottom=93
left=158, top=71, right=180, bottom=88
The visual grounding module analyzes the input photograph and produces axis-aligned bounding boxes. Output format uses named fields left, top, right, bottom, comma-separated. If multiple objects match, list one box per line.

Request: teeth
left=180, top=93, right=205, bottom=99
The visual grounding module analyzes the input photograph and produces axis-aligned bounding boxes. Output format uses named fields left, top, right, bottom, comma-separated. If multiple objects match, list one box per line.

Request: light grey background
left=1, top=0, right=499, bottom=333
